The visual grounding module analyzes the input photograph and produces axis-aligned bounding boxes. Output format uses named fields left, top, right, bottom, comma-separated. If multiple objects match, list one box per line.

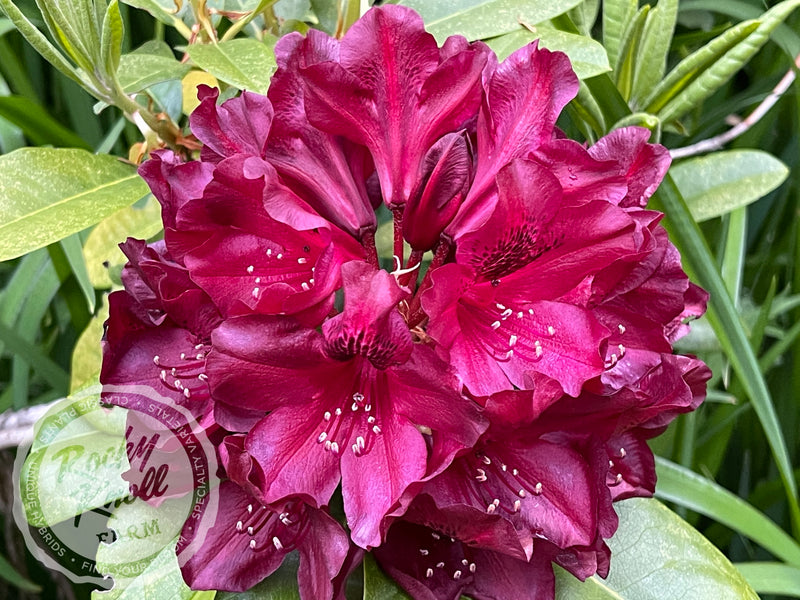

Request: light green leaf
left=120, top=0, right=193, bottom=38
left=363, top=553, right=409, bottom=600
left=119, top=53, right=191, bottom=93
left=613, top=4, right=649, bottom=100
left=0, top=0, right=83, bottom=86
left=485, top=25, right=610, bottom=79
left=568, top=0, right=599, bottom=37
left=642, top=19, right=758, bottom=114
left=556, top=498, right=758, bottom=599
left=397, top=0, right=582, bottom=43
left=655, top=0, right=800, bottom=123
left=101, top=0, right=125, bottom=79
left=187, top=39, right=276, bottom=94
left=655, top=457, right=800, bottom=567
left=0, top=148, right=148, bottom=262
left=0, top=552, right=40, bottom=592
left=631, top=0, right=678, bottom=105
left=735, top=562, right=800, bottom=598
left=83, top=197, right=162, bottom=289
left=70, top=296, right=108, bottom=393
left=601, top=0, right=637, bottom=68
left=672, top=150, right=789, bottom=222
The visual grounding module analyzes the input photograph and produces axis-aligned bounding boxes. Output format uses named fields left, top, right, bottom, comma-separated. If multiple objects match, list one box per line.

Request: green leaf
left=654, top=457, right=800, bottom=567
left=70, top=296, right=107, bottom=393
left=0, top=320, right=69, bottom=390
left=631, top=0, right=678, bottom=106
left=0, top=17, right=15, bottom=37
left=612, top=4, right=649, bottom=100
left=0, top=95, right=91, bottom=149
left=0, top=552, right=40, bottom=592
left=485, top=25, right=610, bottom=79
left=60, top=233, right=96, bottom=313
left=649, top=174, right=800, bottom=537
left=396, top=0, right=582, bottom=43
left=601, top=0, right=637, bottom=68
left=0, top=148, right=148, bottom=262
left=642, top=19, right=759, bottom=114
left=120, top=0, right=193, bottom=38
left=187, top=39, right=276, bottom=94
left=734, top=562, right=800, bottom=598
left=100, top=0, right=125, bottom=79
left=363, top=553, right=410, bottom=600
left=0, top=0, right=83, bottom=86
left=672, top=150, right=789, bottom=222
left=83, top=196, right=162, bottom=289
left=555, top=498, right=759, bottom=599
left=655, top=0, right=800, bottom=124
left=119, top=52, right=191, bottom=94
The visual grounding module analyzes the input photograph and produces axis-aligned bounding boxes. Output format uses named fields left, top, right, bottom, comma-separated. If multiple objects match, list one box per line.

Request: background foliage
left=0, top=0, right=799, bottom=598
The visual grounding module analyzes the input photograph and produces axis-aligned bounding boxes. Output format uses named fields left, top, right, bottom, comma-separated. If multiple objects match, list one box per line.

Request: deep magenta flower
left=101, top=4, right=711, bottom=598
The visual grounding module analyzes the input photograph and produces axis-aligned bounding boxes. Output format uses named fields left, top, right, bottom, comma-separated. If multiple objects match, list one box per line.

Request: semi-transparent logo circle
left=13, top=384, right=219, bottom=588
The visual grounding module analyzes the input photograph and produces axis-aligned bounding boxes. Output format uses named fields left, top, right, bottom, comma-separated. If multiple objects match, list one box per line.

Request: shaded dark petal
left=465, top=547, right=555, bottom=600
left=588, top=126, right=671, bottom=208
left=190, top=85, right=273, bottom=162
left=606, top=431, right=656, bottom=501
left=268, top=31, right=376, bottom=236
left=451, top=42, right=578, bottom=235
left=322, top=261, right=412, bottom=368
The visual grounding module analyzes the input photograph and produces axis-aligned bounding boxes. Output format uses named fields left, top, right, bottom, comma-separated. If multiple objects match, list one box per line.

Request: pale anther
left=273, top=536, right=283, bottom=550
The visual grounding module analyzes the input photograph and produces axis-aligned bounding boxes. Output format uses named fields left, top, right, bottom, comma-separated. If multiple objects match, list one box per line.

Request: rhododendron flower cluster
left=101, top=5, right=710, bottom=599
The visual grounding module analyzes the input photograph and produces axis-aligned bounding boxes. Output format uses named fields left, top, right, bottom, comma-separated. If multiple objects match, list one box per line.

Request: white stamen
left=247, top=526, right=254, bottom=535
left=356, top=436, right=365, bottom=451
left=547, top=325, right=555, bottom=336
left=236, top=520, right=243, bottom=531
left=255, top=277, right=261, bottom=283
left=453, top=570, right=462, bottom=580
left=469, top=563, right=476, bottom=573
left=153, top=355, right=160, bottom=365
left=276, top=253, right=283, bottom=259
left=462, top=559, right=469, bottom=566
left=364, top=404, right=372, bottom=411
left=324, top=440, right=332, bottom=451
left=297, top=257, right=307, bottom=264
left=509, top=335, right=518, bottom=347
left=492, top=498, right=500, bottom=507
left=420, top=549, right=429, bottom=556
left=351, top=402, right=359, bottom=411
left=301, top=282, right=310, bottom=291
left=330, top=441, right=339, bottom=454
left=323, top=411, right=331, bottom=421
left=486, top=504, right=496, bottom=514
left=266, top=248, right=272, bottom=256
left=618, top=324, right=626, bottom=334
left=426, top=568, right=434, bottom=578
left=335, top=408, right=342, bottom=416
left=496, top=303, right=506, bottom=310
left=353, top=392, right=364, bottom=402
left=372, top=425, right=382, bottom=435
left=318, top=432, right=328, bottom=443
left=501, top=308, right=513, bottom=319
left=252, top=287, right=260, bottom=299
left=249, top=539, right=256, bottom=549
left=514, top=499, right=521, bottom=512
left=431, top=533, right=441, bottom=540
left=517, top=311, right=524, bottom=318
left=183, top=388, right=191, bottom=398
left=273, top=536, right=283, bottom=550
left=246, top=265, right=254, bottom=274
left=618, top=343, right=626, bottom=356
left=198, top=373, right=208, bottom=381
left=481, top=455, right=491, bottom=465
left=518, top=489, right=526, bottom=498
left=436, top=561, right=445, bottom=568
left=180, top=353, right=186, bottom=360
left=367, top=416, right=376, bottom=424
left=475, top=468, right=487, bottom=482
left=247, top=504, right=253, bottom=513
left=512, top=468, right=519, bottom=476
left=491, top=320, right=501, bottom=330
left=196, top=353, right=204, bottom=360
left=534, top=482, right=543, bottom=495
left=619, top=447, right=627, bottom=458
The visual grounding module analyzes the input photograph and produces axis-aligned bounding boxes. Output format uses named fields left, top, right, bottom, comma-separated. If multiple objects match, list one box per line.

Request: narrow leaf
left=734, top=562, right=800, bottom=598
left=0, top=148, right=149, bottom=261
left=60, top=233, right=96, bottom=313
left=613, top=4, right=650, bottom=100
left=672, top=150, right=789, bottom=222
left=100, top=0, right=125, bottom=79
left=602, top=0, right=637, bottom=68
left=655, top=457, right=800, bottom=567
left=0, top=96, right=91, bottom=149
left=649, top=174, right=800, bottom=537
left=0, top=320, right=69, bottom=390
left=0, top=552, right=40, bottom=593
left=657, top=0, right=800, bottom=124
left=631, top=0, right=678, bottom=106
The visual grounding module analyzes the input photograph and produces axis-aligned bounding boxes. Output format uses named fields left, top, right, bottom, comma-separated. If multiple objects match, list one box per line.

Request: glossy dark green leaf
left=363, top=553, right=410, bottom=600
